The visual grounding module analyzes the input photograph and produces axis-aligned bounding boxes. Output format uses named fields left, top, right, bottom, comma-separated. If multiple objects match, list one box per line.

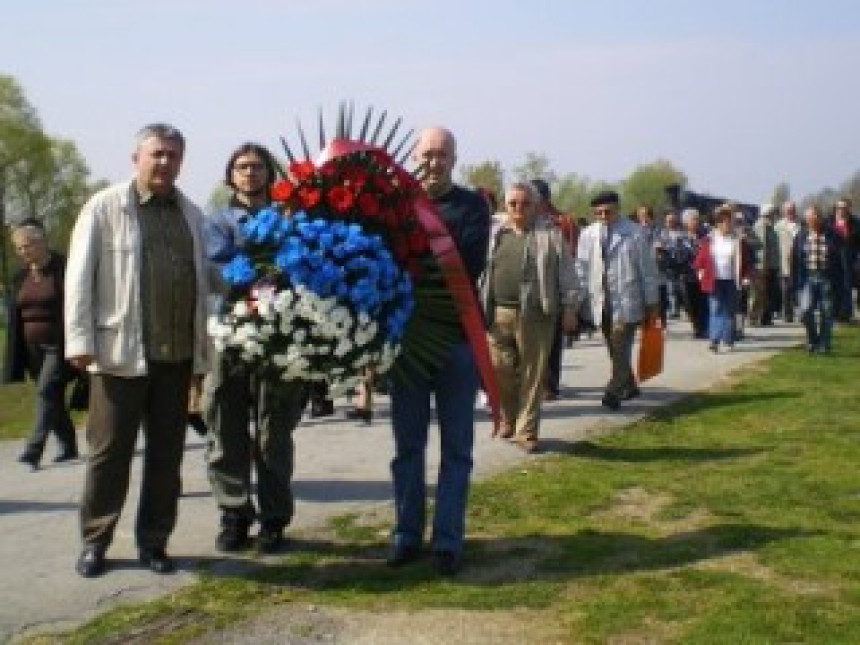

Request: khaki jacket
left=64, top=180, right=210, bottom=377
left=480, top=217, right=580, bottom=326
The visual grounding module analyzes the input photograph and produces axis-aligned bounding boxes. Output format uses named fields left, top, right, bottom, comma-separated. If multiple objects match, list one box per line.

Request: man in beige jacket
left=481, top=181, right=580, bottom=452
left=65, top=123, right=209, bottom=577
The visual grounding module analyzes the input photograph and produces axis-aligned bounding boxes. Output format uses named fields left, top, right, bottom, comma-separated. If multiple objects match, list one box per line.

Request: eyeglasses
left=233, top=162, right=266, bottom=172
left=594, top=207, right=613, bottom=215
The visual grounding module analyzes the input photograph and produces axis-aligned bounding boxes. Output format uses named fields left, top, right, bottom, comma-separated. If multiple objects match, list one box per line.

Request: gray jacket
left=575, top=217, right=659, bottom=325
left=480, top=217, right=580, bottom=326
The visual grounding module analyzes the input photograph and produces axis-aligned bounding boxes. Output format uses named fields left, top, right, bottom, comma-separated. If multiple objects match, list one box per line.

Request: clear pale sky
left=2, top=0, right=858, bottom=207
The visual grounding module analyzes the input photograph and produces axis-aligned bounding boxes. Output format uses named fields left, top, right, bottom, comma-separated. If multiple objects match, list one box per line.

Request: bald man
left=388, top=127, right=490, bottom=576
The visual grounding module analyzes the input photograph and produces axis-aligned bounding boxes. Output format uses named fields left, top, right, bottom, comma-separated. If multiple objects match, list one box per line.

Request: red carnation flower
left=327, top=185, right=355, bottom=213
left=357, top=193, right=380, bottom=219
left=385, top=208, right=403, bottom=230
left=408, top=230, right=429, bottom=255
left=344, top=167, right=369, bottom=189
left=290, top=160, right=317, bottom=182
left=374, top=175, right=395, bottom=195
left=393, top=237, right=410, bottom=261
left=298, top=186, right=322, bottom=209
left=271, top=179, right=295, bottom=202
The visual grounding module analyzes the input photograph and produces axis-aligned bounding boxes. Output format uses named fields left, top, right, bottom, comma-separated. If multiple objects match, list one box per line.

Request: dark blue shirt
left=433, top=184, right=491, bottom=287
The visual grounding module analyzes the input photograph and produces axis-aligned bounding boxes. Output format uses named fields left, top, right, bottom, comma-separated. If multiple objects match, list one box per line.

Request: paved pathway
left=0, top=321, right=803, bottom=643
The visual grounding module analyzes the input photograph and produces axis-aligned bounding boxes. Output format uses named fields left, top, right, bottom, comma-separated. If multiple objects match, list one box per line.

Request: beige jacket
left=64, top=180, right=210, bottom=377
left=480, top=217, right=580, bottom=325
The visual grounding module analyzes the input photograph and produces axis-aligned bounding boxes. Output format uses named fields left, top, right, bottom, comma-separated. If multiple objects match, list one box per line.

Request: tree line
left=3, top=71, right=860, bottom=301
left=0, top=74, right=106, bottom=300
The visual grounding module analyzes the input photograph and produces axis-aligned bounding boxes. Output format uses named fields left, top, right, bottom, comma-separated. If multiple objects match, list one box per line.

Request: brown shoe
left=515, top=436, right=539, bottom=454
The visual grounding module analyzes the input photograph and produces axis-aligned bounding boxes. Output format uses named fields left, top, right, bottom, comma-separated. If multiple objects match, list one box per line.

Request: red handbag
left=637, top=317, right=664, bottom=382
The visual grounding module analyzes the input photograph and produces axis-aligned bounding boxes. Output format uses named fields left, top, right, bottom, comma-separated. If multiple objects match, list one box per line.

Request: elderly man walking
left=482, top=181, right=579, bottom=453
left=576, top=191, right=659, bottom=410
left=65, top=123, right=209, bottom=577
left=775, top=201, right=800, bottom=322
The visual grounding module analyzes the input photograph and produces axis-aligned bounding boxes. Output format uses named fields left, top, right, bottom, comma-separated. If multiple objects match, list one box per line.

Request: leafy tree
left=206, top=182, right=231, bottom=214
left=511, top=152, right=555, bottom=184
left=620, top=159, right=687, bottom=219
left=839, top=171, right=860, bottom=209
left=771, top=181, right=791, bottom=208
left=553, top=173, right=594, bottom=220
left=459, top=159, right=504, bottom=209
left=0, top=74, right=101, bottom=298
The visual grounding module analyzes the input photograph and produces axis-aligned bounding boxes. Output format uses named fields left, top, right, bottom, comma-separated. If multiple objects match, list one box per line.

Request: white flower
left=275, top=290, right=295, bottom=314
left=233, top=301, right=250, bottom=318
left=333, top=338, right=353, bottom=357
left=259, top=324, right=275, bottom=339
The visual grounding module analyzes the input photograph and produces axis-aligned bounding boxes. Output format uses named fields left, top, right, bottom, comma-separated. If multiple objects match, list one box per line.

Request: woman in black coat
left=3, top=220, right=79, bottom=469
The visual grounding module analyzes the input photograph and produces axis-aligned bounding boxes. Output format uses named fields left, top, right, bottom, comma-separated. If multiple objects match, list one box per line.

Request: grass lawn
left=0, top=325, right=37, bottom=440
left=0, top=326, right=87, bottom=441
left=30, top=327, right=860, bottom=644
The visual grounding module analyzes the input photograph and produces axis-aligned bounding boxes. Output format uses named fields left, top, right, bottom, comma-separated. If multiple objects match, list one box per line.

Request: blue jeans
left=709, top=280, right=738, bottom=345
left=24, top=344, right=77, bottom=457
left=390, top=341, right=479, bottom=555
left=799, top=275, right=833, bottom=351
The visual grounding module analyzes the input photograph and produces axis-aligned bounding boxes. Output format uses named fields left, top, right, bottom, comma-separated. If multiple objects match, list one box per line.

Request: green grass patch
left=33, top=327, right=860, bottom=644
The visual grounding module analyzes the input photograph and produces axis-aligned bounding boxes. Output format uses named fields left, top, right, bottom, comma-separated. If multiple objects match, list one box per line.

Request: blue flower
left=241, top=207, right=282, bottom=245
left=222, top=254, right=256, bottom=287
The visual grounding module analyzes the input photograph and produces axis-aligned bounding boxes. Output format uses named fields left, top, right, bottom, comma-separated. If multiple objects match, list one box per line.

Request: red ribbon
left=318, top=139, right=501, bottom=434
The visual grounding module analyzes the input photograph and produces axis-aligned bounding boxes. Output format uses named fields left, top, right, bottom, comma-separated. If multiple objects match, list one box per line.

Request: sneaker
left=257, top=521, right=286, bottom=554
left=309, top=399, right=335, bottom=418
left=17, top=450, right=40, bottom=471
left=601, top=393, right=621, bottom=410
left=432, top=550, right=463, bottom=577
left=386, top=544, right=422, bottom=568
left=216, top=515, right=250, bottom=552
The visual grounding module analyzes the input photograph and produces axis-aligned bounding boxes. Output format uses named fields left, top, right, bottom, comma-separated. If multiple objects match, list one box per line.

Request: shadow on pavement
left=293, top=479, right=396, bottom=503
left=0, top=499, right=79, bottom=514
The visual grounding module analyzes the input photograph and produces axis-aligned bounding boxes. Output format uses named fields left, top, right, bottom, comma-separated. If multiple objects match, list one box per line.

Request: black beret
left=590, top=190, right=619, bottom=207
left=530, top=178, right=550, bottom=202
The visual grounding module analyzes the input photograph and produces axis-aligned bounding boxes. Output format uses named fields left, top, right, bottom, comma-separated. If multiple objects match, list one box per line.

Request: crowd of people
left=2, top=121, right=858, bottom=581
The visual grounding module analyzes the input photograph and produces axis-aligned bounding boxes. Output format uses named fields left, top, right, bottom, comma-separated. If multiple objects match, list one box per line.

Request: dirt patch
left=694, top=551, right=838, bottom=597
left=194, top=604, right=566, bottom=645
left=591, top=488, right=712, bottom=534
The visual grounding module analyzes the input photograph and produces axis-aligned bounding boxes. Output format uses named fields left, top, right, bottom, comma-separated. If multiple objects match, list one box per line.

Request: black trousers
left=24, top=343, right=77, bottom=457
left=81, top=360, right=192, bottom=551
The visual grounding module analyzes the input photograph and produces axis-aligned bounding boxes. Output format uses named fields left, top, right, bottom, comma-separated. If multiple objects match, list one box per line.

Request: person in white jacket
left=775, top=201, right=800, bottom=322
left=65, top=124, right=209, bottom=578
left=575, top=191, right=660, bottom=410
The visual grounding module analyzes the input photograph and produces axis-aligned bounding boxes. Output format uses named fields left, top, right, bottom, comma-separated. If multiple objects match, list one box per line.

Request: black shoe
left=709, top=342, right=719, bottom=353
left=622, top=386, right=641, bottom=401
left=345, top=407, right=373, bottom=423
left=310, top=399, right=335, bottom=418
left=139, top=547, right=175, bottom=574
left=432, top=550, right=463, bottom=577
left=17, top=450, right=40, bottom=470
left=386, top=544, right=422, bottom=568
left=216, top=516, right=251, bottom=553
left=601, top=393, right=621, bottom=410
left=53, top=449, right=79, bottom=463
left=187, top=413, right=207, bottom=437
left=76, top=546, right=106, bottom=578
left=257, top=522, right=286, bottom=554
